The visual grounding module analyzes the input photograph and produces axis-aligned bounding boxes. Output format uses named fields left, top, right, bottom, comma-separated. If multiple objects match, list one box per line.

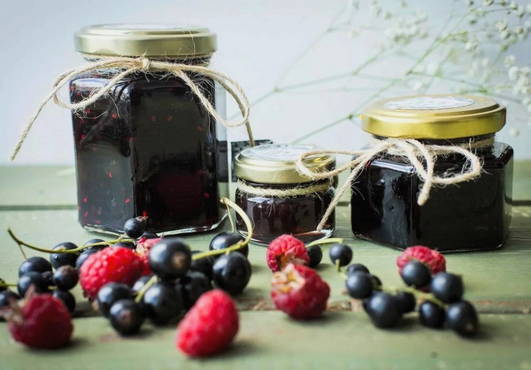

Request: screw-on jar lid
left=235, top=144, right=335, bottom=184
left=75, top=24, right=217, bottom=58
left=361, top=95, right=506, bottom=139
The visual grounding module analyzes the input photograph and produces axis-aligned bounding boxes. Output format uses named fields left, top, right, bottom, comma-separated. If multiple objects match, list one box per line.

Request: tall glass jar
left=70, top=25, right=228, bottom=234
left=351, top=95, right=513, bottom=252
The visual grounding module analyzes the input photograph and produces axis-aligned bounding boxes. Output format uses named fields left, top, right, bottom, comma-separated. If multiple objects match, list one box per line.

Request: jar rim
left=75, top=24, right=217, bottom=58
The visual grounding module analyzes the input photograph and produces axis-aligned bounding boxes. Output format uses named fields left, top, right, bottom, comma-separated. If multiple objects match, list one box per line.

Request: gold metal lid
left=74, top=24, right=217, bottom=58
left=235, top=144, right=335, bottom=184
left=361, top=95, right=506, bottom=139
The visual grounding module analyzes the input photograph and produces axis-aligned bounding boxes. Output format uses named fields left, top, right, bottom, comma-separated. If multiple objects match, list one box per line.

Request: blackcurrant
left=0, top=278, right=6, bottom=292
left=329, top=243, right=353, bottom=267
left=53, top=266, right=79, bottom=291
left=50, top=242, right=79, bottom=269
left=132, top=275, right=153, bottom=295
left=84, top=239, right=106, bottom=246
left=113, top=241, right=135, bottom=250
left=307, top=245, right=323, bottom=268
left=75, top=246, right=105, bottom=270
left=142, top=282, right=183, bottom=325
left=430, top=272, right=464, bottom=303
left=177, top=271, right=212, bottom=309
left=17, top=272, right=50, bottom=296
left=190, top=251, right=215, bottom=280
left=41, top=270, right=54, bottom=287
left=140, top=231, right=158, bottom=239
left=0, top=290, right=20, bottom=309
left=371, top=274, right=383, bottom=289
left=18, top=256, right=52, bottom=277
left=97, top=283, right=133, bottom=317
left=365, top=292, right=402, bottom=328
left=53, top=290, right=76, bottom=313
left=345, top=272, right=374, bottom=299
left=418, top=301, right=446, bottom=328
left=212, top=252, right=251, bottom=295
left=124, top=217, right=147, bottom=239
left=395, top=291, right=416, bottom=314
left=446, top=300, right=479, bottom=337
left=109, top=299, right=145, bottom=336
left=400, top=260, right=431, bottom=288
left=346, top=263, right=370, bottom=276
left=209, top=232, right=248, bottom=257
left=148, top=238, right=191, bottom=280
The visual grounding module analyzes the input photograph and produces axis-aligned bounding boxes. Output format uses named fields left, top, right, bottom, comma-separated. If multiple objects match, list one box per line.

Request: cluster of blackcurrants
left=307, top=242, right=354, bottom=268
left=345, top=260, right=479, bottom=337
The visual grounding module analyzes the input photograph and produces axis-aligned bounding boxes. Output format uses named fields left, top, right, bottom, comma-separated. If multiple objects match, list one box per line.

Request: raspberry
left=5, top=292, right=73, bottom=349
left=266, top=234, right=309, bottom=272
left=80, top=247, right=144, bottom=299
left=176, top=289, right=239, bottom=357
left=396, top=246, right=446, bottom=275
left=271, top=263, right=330, bottom=320
left=135, top=237, right=161, bottom=276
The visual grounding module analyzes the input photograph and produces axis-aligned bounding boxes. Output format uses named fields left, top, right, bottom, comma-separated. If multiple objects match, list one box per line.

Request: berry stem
left=306, top=237, right=344, bottom=248
left=7, top=228, right=135, bottom=255
left=134, top=275, right=157, bottom=303
left=192, top=197, right=253, bottom=261
left=380, top=285, right=445, bottom=307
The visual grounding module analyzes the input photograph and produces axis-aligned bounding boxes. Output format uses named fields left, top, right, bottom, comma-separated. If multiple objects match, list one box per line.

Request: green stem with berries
left=306, top=237, right=343, bottom=248
left=134, top=275, right=158, bottom=304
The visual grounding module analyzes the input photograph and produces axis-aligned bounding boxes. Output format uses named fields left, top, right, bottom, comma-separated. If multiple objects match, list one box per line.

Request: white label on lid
left=384, top=96, right=475, bottom=110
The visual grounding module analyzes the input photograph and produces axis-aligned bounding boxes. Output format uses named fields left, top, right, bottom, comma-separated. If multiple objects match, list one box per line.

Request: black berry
left=41, top=270, right=54, bottom=287
left=109, top=299, right=145, bottom=336
left=190, top=251, right=215, bottom=280
left=148, top=238, right=191, bottom=280
left=307, top=245, right=323, bottom=268
left=113, top=241, right=136, bottom=249
left=346, top=263, right=370, bottom=276
left=53, top=266, right=79, bottom=291
left=84, top=238, right=106, bottom=246
left=345, top=272, right=374, bottom=299
left=18, top=256, right=52, bottom=277
left=418, top=301, right=446, bottom=328
left=328, top=243, right=353, bottom=267
left=142, top=282, right=183, bottom=325
left=446, top=300, right=479, bottom=337
left=430, top=272, right=464, bottom=303
left=0, top=278, right=6, bottom=292
left=97, top=283, right=132, bottom=317
left=140, top=231, right=158, bottom=239
left=76, top=246, right=105, bottom=270
left=371, top=274, right=383, bottom=289
left=53, top=290, right=76, bottom=313
left=17, top=272, right=50, bottom=296
left=395, top=291, right=416, bottom=314
left=209, top=232, right=248, bottom=257
left=0, top=290, right=20, bottom=309
left=178, top=271, right=212, bottom=309
left=50, top=242, right=79, bottom=268
left=212, top=252, right=251, bottom=295
left=400, top=260, right=431, bottom=289
left=365, top=292, right=402, bottom=328
left=132, top=275, right=153, bottom=295
left=124, top=217, right=147, bottom=239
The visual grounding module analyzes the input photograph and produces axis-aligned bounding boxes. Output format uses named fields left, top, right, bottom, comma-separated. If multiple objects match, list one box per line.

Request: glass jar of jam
left=234, top=144, right=336, bottom=244
left=70, top=25, right=229, bottom=234
left=351, top=95, right=513, bottom=252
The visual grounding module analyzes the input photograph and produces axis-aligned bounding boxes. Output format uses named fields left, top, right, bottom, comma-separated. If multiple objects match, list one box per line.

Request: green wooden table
left=1, top=164, right=531, bottom=369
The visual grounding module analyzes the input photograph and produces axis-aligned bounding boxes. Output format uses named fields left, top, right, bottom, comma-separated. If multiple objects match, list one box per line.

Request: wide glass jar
left=70, top=25, right=228, bottom=234
left=235, top=144, right=336, bottom=244
left=351, top=95, right=513, bottom=252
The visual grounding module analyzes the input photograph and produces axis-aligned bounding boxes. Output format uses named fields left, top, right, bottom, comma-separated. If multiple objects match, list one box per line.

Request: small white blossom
left=483, top=0, right=494, bottom=5
left=509, top=127, right=520, bottom=136
left=527, top=4, right=531, bottom=13
left=504, top=55, right=516, bottom=66
left=496, top=21, right=508, bottom=31
left=508, top=66, right=519, bottom=80
left=510, top=1, right=518, bottom=10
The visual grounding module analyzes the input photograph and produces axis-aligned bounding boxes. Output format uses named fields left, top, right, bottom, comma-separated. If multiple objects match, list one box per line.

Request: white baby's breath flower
left=465, top=40, right=478, bottom=50
left=508, top=66, right=520, bottom=80
left=496, top=21, right=508, bottom=31
left=498, top=0, right=508, bottom=5
left=504, top=55, right=516, bottom=66
left=510, top=1, right=518, bottom=10
left=515, top=5, right=526, bottom=17
left=527, top=4, right=531, bottom=13
left=509, top=127, right=520, bottom=137
left=483, top=0, right=494, bottom=5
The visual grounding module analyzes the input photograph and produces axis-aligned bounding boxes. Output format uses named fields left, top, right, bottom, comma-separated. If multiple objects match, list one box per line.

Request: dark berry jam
left=351, top=140, right=513, bottom=251
left=70, top=70, right=228, bottom=234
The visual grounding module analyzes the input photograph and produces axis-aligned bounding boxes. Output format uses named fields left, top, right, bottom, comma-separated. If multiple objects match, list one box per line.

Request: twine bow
left=10, top=56, right=254, bottom=160
left=296, top=138, right=484, bottom=231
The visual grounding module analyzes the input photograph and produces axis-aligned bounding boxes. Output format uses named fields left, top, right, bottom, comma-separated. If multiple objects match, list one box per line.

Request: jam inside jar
left=69, top=25, right=228, bottom=234
left=234, top=144, right=336, bottom=244
left=351, top=95, right=513, bottom=252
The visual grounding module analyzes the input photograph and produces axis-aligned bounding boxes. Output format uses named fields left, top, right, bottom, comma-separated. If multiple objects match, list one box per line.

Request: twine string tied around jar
left=10, top=56, right=254, bottom=160
left=296, top=138, right=488, bottom=232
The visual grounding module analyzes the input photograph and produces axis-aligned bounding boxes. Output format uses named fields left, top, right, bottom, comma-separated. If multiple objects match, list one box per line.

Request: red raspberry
left=80, top=247, right=144, bottom=299
left=135, top=237, right=161, bottom=275
left=266, top=234, right=309, bottom=272
left=176, top=289, right=239, bottom=357
left=271, top=263, right=330, bottom=320
left=5, top=293, right=73, bottom=349
left=396, top=245, right=446, bottom=275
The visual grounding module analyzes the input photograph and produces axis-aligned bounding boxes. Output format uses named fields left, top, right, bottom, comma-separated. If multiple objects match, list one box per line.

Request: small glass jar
left=70, top=25, right=228, bottom=234
left=234, top=144, right=336, bottom=244
left=351, top=95, right=513, bottom=252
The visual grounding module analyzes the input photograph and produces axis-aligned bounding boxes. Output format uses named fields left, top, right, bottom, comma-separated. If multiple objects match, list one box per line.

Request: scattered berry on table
left=109, top=299, right=145, bottom=336
left=17, top=272, right=50, bottom=296
left=52, top=290, right=76, bottom=313
left=271, top=263, right=330, bottom=320
left=97, top=282, right=133, bottom=317
left=79, top=247, right=144, bottom=299
left=430, top=272, right=464, bottom=303
left=53, top=265, right=79, bottom=291
left=212, top=252, right=251, bottom=295
left=142, top=282, right=184, bottom=325
left=346, top=263, right=370, bottom=276
left=209, top=232, right=248, bottom=257
left=400, top=260, right=432, bottom=289
left=396, top=246, right=446, bottom=275
left=266, top=234, right=309, bottom=272
left=18, top=256, right=52, bottom=277
left=176, top=289, right=239, bottom=357
left=394, top=291, right=416, bottom=314
left=364, top=292, right=402, bottom=328
left=123, top=217, right=147, bottom=239
left=190, top=251, right=215, bottom=280
left=50, top=242, right=79, bottom=268
left=306, top=245, right=323, bottom=268
left=328, top=243, right=353, bottom=267
left=148, top=238, right=192, bottom=280
left=446, top=300, right=479, bottom=337
left=345, top=272, right=374, bottom=299
left=178, top=271, right=213, bottom=309
left=418, top=300, right=446, bottom=328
